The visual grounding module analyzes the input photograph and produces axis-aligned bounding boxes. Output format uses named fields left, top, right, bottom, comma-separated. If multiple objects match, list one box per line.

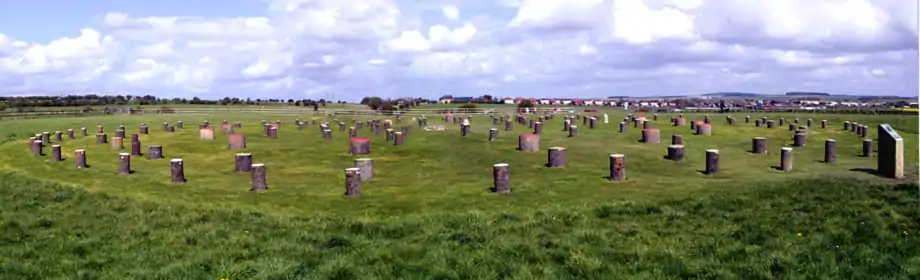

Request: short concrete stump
left=235, top=153, right=253, bottom=172
left=780, top=147, right=793, bottom=171
left=51, top=144, right=62, bottom=161
left=148, top=145, right=164, bottom=159
left=547, top=147, right=566, bottom=168
left=228, top=134, right=247, bottom=150
left=31, top=140, right=43, bottom=156
left=350, top=138, right=371, bottom=155
left=118, top=153, right=131, bottom=175
left=793, top=132, right=807, bottom=147
left=96, top=133, right=108, bottom=144
left=111, top=137, right=124, bottom=150
left=344, top=167, right=362, bottom=197
left=862, top=139, right=873, bottom=157
left=704, top=149, right=719, bottom=175
left=641, top=129, right=660, bottom=143
left=75, top=149, right=87, bottom=169
left=752, top=137, right=767, bottom=154
left=251, top=163, right=267, bottom=192
left=386, top=128, right=396, bottom=141
left=667, top=145, right=684, bottom=161
left=199, top=128, right=216, bottom=140
left=354, top=158, right=374, bottom=181
left=171, top=159, right=186, bottom=183
left=492, top=163, right=510, bottom=193
left=696, top=124, right=712, bottom=136
left=131, top=140, right=142, bottom=156
left=518, top=134, right=540, bottom=152
left=824, top=139, right=836, bottom=163
left=393, top=132, right=405, bottom=146
left=608, top=154, right=626, bottom=181
left=674, top=118, right=686, bottom=127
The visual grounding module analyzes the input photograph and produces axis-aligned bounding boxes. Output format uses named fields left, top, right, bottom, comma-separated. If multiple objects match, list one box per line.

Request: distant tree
left=674, top=99, right=687, bottom=109
left=378, top=101, right=397, bottom=115
left=361, top=97, right=384, bottom=109
left=517, top=99, right=535, bottom=108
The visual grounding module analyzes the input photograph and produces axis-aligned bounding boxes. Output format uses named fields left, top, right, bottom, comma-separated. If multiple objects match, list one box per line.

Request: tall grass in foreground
left=0, top=172, right=916, bottom=279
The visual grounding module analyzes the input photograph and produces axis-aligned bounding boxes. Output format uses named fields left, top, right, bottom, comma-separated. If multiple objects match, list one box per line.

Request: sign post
left=877, top=124, right=904, bottom=179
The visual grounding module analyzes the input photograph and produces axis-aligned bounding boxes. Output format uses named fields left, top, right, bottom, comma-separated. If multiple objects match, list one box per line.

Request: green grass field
left=0, top=108, right=917, bottom=279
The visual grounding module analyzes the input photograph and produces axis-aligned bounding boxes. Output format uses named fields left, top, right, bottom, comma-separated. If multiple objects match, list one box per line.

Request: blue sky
left=0, top=0, right=917, bottom=101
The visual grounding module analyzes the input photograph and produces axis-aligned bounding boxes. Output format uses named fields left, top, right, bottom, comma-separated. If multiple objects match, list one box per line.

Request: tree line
left=0, top=95, right=351, bottom=111
left=359, top=97, right=430, bottom=111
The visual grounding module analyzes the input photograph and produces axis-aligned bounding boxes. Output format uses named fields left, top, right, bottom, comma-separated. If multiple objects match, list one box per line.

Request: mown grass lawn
left=0, top=109, right=917, bottom=279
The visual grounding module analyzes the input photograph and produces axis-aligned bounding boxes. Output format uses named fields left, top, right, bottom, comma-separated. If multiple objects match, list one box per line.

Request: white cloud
left=442, top=6, right=461, bottom=21
left=384, top=23, right=478, bottom=53
left=608, top=0, right=697, bottom=44
left=0, top=0, right=915, bottom=99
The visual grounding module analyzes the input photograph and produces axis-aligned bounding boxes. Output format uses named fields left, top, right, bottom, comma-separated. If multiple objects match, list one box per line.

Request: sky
left=0, top=0, right=918, bottom=102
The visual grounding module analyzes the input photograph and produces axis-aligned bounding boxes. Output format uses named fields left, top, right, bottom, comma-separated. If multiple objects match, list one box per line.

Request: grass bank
left=0, top=173, right=917, bottom=279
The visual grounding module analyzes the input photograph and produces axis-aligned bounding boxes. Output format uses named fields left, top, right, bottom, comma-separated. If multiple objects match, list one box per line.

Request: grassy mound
left=1, top=172, right=916, bottom=279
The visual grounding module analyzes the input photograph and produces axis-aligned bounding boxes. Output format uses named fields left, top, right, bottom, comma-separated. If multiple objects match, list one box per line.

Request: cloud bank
left=0, top=0, right=917, bottom=100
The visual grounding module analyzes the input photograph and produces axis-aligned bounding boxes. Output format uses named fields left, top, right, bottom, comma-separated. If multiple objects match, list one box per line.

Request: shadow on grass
left=850, top=168, right=882, bottom=177
left=486, top=187, right=512, bottom=194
